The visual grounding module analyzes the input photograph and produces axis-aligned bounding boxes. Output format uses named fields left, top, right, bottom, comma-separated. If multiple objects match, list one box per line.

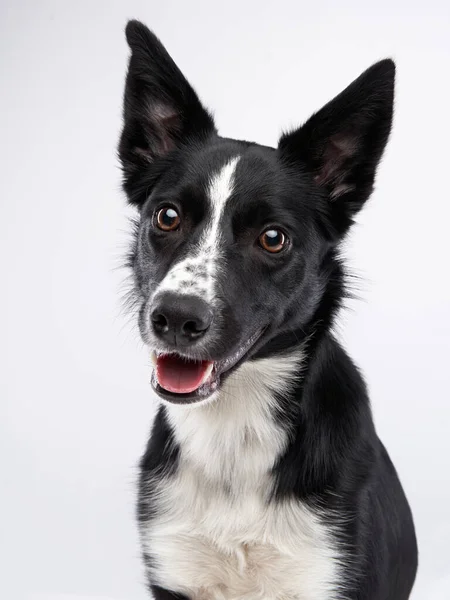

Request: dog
left=118, top=20, right=418, bottom=600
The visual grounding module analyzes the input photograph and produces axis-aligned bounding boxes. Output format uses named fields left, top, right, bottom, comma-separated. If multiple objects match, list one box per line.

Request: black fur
left=119, top=20, right=417, bottom=600
left=151, top=586, right=189, bottom=600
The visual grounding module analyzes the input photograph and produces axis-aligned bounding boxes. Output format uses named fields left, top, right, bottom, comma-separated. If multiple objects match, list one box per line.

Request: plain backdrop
left=1, top=1, right=449, bottom=599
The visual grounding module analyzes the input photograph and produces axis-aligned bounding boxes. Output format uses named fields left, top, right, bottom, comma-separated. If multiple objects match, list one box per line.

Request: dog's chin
left=150, top=328, right=265, bottom=405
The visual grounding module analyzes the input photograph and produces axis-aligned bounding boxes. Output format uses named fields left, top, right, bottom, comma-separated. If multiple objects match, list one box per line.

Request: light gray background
left=1, top=1, right=449, bottom=599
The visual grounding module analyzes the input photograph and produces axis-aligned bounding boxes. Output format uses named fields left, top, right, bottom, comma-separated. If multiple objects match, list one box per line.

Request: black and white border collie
left=118, top=20, right=418, bottom=600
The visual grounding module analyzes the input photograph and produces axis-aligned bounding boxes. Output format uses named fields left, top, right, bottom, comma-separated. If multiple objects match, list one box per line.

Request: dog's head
left=119, top=20, right=394, bottom=405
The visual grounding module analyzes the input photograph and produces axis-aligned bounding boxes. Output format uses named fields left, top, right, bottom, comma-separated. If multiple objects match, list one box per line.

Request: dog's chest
left=142, top=362, right=340, bottom=600
left=144, top=471, right=339, bottom=600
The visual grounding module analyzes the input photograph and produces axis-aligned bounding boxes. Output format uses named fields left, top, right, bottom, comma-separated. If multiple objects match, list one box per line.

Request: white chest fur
left=142, top=355, right=342, bottom=600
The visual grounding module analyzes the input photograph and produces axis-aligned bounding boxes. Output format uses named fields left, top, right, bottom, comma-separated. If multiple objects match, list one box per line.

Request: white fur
left=151, top=157, right=240, bottom=305
left=142, top=352, right=343, bottom=600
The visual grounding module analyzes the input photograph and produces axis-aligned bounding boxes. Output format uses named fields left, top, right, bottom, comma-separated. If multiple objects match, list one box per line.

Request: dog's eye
left=259, top=229, right=287, bottom=253
left=156, top=207, right=180, bottom=231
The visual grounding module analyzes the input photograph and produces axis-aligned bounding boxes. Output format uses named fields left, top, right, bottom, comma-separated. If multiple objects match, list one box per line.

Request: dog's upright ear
left=278, top=60, right=395, bottom=238
left=119, top=20, right=216, bottom=203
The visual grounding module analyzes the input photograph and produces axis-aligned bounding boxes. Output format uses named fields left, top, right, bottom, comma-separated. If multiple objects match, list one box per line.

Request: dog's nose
left=151, top=293, right=213, bottom=345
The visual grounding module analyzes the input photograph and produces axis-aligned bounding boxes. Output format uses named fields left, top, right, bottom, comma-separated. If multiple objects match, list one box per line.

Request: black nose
left=151, top=293, right=213, bottom=346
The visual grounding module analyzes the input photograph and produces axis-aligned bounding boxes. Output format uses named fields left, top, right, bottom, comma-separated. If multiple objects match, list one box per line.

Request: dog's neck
left=164, top=349, right=305, bottom=491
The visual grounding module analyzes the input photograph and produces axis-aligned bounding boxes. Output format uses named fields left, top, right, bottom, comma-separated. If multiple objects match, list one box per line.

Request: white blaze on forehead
left=152, top=156, right=240, bottom=304
left=208, top=157, right=240, bottom=218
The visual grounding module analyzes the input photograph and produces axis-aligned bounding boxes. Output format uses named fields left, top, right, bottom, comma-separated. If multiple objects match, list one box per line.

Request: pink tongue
left=156, top=355, right=213, bottom=394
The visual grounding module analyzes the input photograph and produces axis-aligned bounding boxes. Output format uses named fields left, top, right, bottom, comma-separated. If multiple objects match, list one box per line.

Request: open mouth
left=150, top=329, right=264, bottom=404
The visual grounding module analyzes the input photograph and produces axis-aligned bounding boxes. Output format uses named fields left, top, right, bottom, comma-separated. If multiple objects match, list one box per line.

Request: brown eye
left=156, top=207, right=180, bottom=231
left=259, top=229, right=286, bottom=253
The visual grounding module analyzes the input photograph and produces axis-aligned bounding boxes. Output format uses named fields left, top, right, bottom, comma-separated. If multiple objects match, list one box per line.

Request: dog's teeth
left=200, top=362, right=214, bottom=385
left=150, top=352, right=158, bottom=366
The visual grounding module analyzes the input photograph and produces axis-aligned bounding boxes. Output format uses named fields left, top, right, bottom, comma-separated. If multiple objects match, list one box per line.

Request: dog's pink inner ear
left=314, top=133, right=358, bottom=198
